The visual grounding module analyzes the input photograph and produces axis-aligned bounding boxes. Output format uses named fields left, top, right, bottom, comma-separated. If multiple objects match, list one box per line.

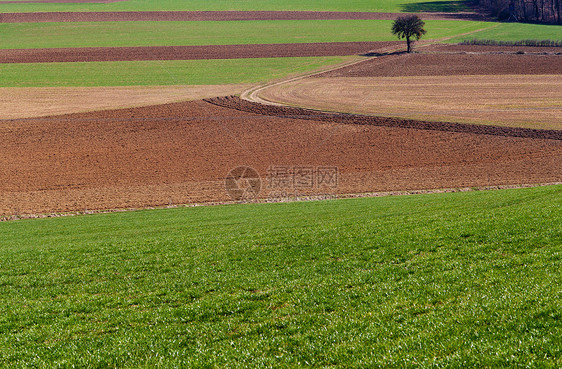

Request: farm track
left=0, top=10, right=491, bottom=23
left=0, top=42, right=403, bottom=63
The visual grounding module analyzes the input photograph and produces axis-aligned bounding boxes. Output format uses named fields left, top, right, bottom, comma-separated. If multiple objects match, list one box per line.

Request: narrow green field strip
left=447, top=22, right=562, bottom=42
left=0, top=0, right=472, bottom=13
left=0, top=56, right=349, bottom=87
left=0, top=186, right=560, bottom=367
left=0, top=20, right=488, bottom=49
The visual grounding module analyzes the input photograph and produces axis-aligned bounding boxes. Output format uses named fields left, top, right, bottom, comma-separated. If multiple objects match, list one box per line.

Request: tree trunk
left=406, top=36, right=411, bottom=53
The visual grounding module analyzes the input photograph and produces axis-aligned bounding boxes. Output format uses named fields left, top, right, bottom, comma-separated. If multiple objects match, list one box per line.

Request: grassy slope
left=0, top=185, right=560, bottom=367
left=0, top=0, right=471, bottom=13
left=0, top=20, right=489, bottom=49
left=0, top=57, right=349, bottom=87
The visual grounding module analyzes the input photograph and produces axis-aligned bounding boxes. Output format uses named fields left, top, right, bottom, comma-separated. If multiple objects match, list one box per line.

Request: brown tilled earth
left=256, top=75, right=562, bottom=130
left=0, top=11, right=491, bottom=23
left=318, top=50, right=562, bottom=77
left=0, top=42, right=402, bottom=63
left=1, top=99, right=560, bottom=216
left=1, top=45, right=560, bottom=216
left=424, top=44, right=562, bottom=53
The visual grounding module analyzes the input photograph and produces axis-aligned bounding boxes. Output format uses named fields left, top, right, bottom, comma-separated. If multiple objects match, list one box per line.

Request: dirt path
left=0, top=11, right=491, bottom=23
left=0, top=42, right=402, bottom=63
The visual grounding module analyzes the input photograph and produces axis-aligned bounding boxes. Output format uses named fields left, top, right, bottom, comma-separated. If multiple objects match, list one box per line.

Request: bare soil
left=0, top=85, right=251, bottom=119
left=0, top=42, right=402, bottom=63
left=0, top=11, right=491, bottom=23
left=318, top=51, right=562, bottom=77
left=425, top=44, right=562, bottom=54
left=258, top=75, right=562, bottom=130
left=0, top=99, right=560, bottom=216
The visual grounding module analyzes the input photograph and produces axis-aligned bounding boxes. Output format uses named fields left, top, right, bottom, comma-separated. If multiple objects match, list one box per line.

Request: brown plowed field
left=261, top=51, right=562, bottom=129
left=318, top=51, right=562, bottom=77
left=0, top=11, right=490, bottom=23
left=0, top=42, right=402, bottom=63
left=424, top=44, right=562, bottom=54
left=1, top=99, right=560, bottom=216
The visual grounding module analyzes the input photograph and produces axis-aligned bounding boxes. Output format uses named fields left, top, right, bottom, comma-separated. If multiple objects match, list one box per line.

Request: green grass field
left=0, top=0, right=472, bottom=13
left=0, top=186, right=560, bottom=367
left=0, top=20, right=490, bottom=49
left=448, top=22, right=562, bottom=43
left=0, top=56, right=348, bottom=87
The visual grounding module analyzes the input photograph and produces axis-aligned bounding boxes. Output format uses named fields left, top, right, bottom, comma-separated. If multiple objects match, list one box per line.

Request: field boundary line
left=2, top=182, right=560, bottom=222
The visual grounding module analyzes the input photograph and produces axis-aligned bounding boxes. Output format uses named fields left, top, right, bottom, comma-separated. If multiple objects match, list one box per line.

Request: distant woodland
left=477, top=0, right=562, bottom=24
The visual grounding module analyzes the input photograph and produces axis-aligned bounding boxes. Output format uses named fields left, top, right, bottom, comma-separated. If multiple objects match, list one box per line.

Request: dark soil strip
left=318, top=51, right=562, bottom=77
left=0, top=10, right=491, bottom=23
left=0, top=42, right=401, bottom=63
left=205, top=96, right=562, bottom=141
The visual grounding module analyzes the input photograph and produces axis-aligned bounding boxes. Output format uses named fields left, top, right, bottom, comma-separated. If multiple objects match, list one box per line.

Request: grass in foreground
left=0, top=186, right=561, bottom=367
left=0, top=20, right=489, bottom=49
left=0, top=0, right=472, bottom=13
left=0, top=56, right=348, bottom=87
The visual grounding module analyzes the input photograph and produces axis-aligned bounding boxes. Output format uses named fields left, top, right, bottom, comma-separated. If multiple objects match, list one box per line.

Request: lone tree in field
left=391, top=15, right=426, bottom=53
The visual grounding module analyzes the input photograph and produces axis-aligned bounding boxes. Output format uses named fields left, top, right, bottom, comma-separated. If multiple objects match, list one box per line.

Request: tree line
left=476, top=0, right=562, bottom=24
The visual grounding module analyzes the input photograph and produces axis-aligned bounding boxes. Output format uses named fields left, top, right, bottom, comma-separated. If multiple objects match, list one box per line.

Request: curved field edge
left=0, top=185, right=560, bottom=367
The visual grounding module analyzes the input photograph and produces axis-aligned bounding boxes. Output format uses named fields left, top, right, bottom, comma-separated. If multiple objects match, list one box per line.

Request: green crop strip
left=0, top=20, right=489, bottom=49
left=0, top=0, right=472, bottom=13
left=0, top=57, right=349, bottom=87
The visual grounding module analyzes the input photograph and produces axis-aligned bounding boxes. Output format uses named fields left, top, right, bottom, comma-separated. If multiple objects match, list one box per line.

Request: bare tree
left=391, top=15, right=427, bottom=53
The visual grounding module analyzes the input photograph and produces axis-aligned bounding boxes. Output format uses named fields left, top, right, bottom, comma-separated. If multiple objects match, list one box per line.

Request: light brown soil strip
left=0, top=85, right=251, bottom=119
left=0, top=42, right=402, bottom=63
left=0, top=11, right=491, bottom=23
left=0, top=99, right=560, bottom=216
left=257, top=75, right=562, bottom=130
